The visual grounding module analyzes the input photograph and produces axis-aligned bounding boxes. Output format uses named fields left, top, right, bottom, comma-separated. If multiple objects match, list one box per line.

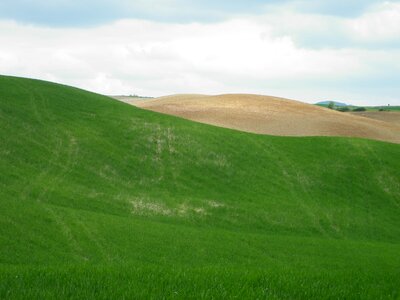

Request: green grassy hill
left=1, top=75, right=400, bottom=299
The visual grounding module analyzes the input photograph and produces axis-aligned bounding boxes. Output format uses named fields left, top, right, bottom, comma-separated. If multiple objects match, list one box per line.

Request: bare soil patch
left=350, top=111, right=400, bottom=125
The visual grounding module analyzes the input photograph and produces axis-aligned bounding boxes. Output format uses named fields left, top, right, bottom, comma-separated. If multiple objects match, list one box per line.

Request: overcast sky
left=0, top=0, right=399, bottom=105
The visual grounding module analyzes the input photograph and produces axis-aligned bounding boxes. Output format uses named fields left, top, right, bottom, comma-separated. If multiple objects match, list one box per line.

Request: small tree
left=327, top=101, right=335, bottom=109
left=352, top=107, right=366, bottom=112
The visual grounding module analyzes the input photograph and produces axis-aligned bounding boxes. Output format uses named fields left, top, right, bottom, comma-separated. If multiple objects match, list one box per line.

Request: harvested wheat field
left=132, top=94, right=400, bottom=143
left=351, top=111, right=400, bottom=125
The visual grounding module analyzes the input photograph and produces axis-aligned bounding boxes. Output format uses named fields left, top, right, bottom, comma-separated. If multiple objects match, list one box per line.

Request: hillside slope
left=351, top=111, right=400, bottom=125
left=134, top=94, right=400, bottom=143
left=1, top=76, right=400, bottom=299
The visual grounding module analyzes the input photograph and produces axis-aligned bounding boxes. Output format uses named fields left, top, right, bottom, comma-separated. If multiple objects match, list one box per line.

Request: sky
left=0, top=1, right=399, bottom=105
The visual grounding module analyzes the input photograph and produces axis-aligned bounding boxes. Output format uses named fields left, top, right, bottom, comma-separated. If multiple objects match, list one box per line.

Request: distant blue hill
left=316, top=101, right=349, bottom=107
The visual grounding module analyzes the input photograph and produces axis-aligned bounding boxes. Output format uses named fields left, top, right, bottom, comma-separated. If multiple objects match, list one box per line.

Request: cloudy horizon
left=1, top=0, right=399, bottom=105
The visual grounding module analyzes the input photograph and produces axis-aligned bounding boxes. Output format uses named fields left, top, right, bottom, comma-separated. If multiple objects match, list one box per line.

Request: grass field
left=316, top=103, right=400, bottom=111
left=1, top=75, right=400, bottom=299
left=365, top=106, right=400, bottom=111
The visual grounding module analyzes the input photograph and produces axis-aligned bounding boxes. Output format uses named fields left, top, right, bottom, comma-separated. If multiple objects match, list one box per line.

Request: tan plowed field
left=126, top=94, right=400, bottom=143
left=350, top=111, right=400, bottom=125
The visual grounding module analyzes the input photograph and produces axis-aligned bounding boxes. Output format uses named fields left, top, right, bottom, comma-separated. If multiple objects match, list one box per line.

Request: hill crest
left=132, top=93, right=400, bottom=144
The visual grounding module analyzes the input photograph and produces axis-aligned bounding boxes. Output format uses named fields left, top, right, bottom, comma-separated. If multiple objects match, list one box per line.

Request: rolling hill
left=1, top=75, right=400, bottom=299
left=132, top=94, right=400, bottom=144
left=316, top=101, right=349, bottom=107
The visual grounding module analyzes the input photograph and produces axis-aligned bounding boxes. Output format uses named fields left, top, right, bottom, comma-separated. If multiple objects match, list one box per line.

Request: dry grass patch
left=130, top=198, right=226, bottom=217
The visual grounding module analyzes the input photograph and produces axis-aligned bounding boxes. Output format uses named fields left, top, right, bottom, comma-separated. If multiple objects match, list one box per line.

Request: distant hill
left=111, top=95, right=153, bottom=103
left=316, top=101, right=349, bottom=107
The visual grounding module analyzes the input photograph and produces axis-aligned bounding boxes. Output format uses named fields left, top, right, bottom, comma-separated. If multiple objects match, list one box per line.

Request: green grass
left=1, top=75, right=400, bottom=299
left=363, top=106, right=400, bottom=112
left=316, top=103, right=400, bottom=111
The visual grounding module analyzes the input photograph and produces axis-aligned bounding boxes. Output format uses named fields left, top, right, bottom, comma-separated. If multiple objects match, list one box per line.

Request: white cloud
left=0, top=6, right=399, bottom=105
left=347, top=2, right=400, bottom=42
